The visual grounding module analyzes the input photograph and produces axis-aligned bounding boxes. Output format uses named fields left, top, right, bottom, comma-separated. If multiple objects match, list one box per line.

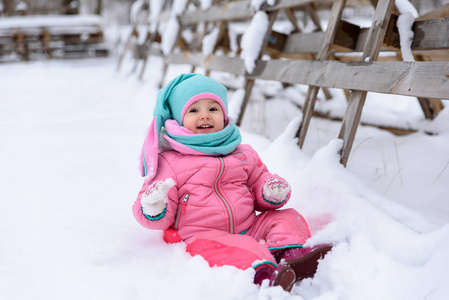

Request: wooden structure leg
left=236, top=78, right=256, bottom=126
left=338, top=0, right=396, bottom=166
left=297, top=0, right=347, bottom=148
left=138, top=28, right=161, bottom=80
left=116, top=27, right=138, bottom=71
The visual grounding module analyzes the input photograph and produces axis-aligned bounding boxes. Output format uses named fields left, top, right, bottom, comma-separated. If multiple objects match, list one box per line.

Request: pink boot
left=254, top=263, right=296, bottom=292
left=274, top=244, right=332, bottom=281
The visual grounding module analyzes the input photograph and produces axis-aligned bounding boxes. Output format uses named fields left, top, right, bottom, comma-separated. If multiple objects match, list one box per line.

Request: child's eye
left=189, top=108, right=198, bottom=113
left=210, top=107, right=218, bottom=111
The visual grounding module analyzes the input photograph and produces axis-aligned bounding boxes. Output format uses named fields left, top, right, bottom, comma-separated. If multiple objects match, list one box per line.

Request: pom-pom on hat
left=140, top=73, right=234, bottom=181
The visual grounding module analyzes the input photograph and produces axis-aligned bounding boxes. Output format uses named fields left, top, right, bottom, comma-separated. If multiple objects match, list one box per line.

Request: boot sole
left=272, top=266, right=296, bottom=292
left=287, top=245, right=332, bottom=281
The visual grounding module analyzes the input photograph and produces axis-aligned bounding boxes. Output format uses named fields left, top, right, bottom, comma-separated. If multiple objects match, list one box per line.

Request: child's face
left=183, top=98, right=225, bottom=134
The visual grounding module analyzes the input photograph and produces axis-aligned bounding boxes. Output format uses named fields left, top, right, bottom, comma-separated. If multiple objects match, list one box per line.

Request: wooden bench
left=0, top=15, right=108, bottom=62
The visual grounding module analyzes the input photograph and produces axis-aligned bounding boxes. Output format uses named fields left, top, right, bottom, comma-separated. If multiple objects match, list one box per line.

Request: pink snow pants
left=185, top=208, right=311, bottom=269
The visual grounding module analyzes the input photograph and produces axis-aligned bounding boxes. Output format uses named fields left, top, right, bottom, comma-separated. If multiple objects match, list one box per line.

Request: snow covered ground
left=1, top=56, right=448, bottom=300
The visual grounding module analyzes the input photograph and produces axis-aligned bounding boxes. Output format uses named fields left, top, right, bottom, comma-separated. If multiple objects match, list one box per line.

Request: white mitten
left=141, top=178, right=175, bottom=216
left=262, top=178, right=291, bottom=203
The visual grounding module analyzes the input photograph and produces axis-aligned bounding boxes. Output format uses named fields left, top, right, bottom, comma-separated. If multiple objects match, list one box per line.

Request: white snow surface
left=161, top=17, right=180, bottom=55
left=202, top=27, right=220, bottom=56
left=171, top=0, right=188, bottom=16
left=395, top=0, right=419, bottom=18
left=130, top=0, right=145, bottom=25
left=396, top=12, right=415, bottom=61
left=150, top=0, right=164, bottom=21
left=395, top=0, right=418, bottom=61
left=240, top=11, right=269, bottom=73
left=15, top=1, right=27, bottom=11
left=229, top=88, right=246, bottom=121
left=1, top=57, right=448, bottom=300
left=0, top=14, right=103, bottom=30
left=200, top=0, right=213, bottom=10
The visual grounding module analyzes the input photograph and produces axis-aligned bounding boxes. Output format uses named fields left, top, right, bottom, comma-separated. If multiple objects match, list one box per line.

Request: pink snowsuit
left=133, top=144, right=311, bottom=269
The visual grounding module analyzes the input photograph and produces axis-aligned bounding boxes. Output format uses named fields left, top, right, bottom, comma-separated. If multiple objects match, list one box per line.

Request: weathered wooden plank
left=180, top=0, right=357, bottom=24
left=416, top=3, right=449, bottom=21
left=282, top=20, right=360, bottom=53
left=278, top=20, right=360, bottom=54
left=165, top=51, right=247, bottom=75
left=264, top=0, right=315, bottom=11
left=384, top=15, right=449, bottom=51
left=181, top=0, right=255, bottom=24
left=249, top=60, right=449, bottom=99
left=265, top=0, right=370, bottom=11
left=283, top=31, right=324, bottom=53
left=282, top=14, right=446, bottom=55
left=412, top=17, right=449, bottom=50
left=165, top=52, right=449, bottom=99
left=412, top=49, right=449, bottom=61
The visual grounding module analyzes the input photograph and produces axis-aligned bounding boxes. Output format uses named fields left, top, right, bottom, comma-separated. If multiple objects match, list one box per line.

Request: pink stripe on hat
left=181, top=92, right=227, bottom=124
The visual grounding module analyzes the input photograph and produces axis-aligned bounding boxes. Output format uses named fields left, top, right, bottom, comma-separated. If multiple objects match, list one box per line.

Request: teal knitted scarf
left=163, top=118, right=241, bottom=156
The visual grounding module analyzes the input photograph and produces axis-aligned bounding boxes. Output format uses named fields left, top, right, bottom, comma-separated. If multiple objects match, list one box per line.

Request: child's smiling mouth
left=198, top=124, right=213, bottom=129
left=196, top=124, right=215, bottom=133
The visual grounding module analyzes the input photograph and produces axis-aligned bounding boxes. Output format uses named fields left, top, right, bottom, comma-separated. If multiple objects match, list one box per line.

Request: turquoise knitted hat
left=153, top=73, right=228, bottom=129
left=140, top=73, right=232, bottom=181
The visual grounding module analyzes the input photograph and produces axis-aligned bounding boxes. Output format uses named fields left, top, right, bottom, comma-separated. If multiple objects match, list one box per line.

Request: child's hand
left=141, top=178, right=175, bottom=216
left=263, top=178, right=291, bottom=204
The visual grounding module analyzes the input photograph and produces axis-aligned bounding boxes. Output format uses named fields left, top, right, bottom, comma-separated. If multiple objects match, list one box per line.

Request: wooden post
left=285, top=8, right=302, bottom=33
left=41, top=28, right=52, bottom=59
left=2, top=0, right=15, bottom=15
left=338, top=0, right=396, bottom=166
left=158, top=62, right=169, bottom=89
left=306, top=3, right=323, bottom=32
left=95, top=0, right=103, bottom=15
left=116, top=27, right=138, bottom=71
left=296, top=0, right=347, bottom=148
left=138, top=28, right=161, bottom=80
left=417, top=97, right=436, bottom=119
left=413, top=54, right=444, bottom=120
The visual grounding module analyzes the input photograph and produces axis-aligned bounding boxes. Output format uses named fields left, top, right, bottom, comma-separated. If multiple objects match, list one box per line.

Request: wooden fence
left=0, top=15, right=109, bottom=62
left=117, top=0, right=449, bottom=166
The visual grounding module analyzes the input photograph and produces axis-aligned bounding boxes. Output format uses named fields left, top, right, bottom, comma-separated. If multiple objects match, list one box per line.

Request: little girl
left=133, top=73, right=331, bottom=292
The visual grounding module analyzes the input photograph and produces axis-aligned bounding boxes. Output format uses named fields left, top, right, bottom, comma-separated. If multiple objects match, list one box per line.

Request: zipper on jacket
left=215, top=157, right=234, bottom=234
left=175, top=194, right=189, bottom=230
